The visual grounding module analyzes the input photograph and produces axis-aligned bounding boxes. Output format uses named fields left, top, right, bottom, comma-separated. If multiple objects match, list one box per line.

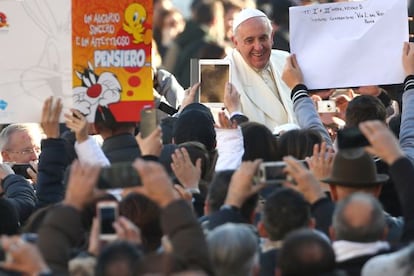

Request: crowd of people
left=2, top=0, right=414, bottom=275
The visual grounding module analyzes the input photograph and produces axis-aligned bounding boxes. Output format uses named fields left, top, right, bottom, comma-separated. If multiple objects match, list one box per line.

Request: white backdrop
left=0, top=0, right=72, bottom=123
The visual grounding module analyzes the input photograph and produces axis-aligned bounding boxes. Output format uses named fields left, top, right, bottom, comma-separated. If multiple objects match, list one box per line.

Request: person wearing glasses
left=0, top=124, right=42, bottom=164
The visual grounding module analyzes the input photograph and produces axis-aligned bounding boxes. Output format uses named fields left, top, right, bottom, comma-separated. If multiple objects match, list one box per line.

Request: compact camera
left=317, top=100, right=337, bottom=113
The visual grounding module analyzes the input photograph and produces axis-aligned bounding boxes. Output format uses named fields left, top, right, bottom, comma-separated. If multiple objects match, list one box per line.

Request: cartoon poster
left=72, top=0, right=153, bottom=122
left=0, top=0, right=72, bottom=123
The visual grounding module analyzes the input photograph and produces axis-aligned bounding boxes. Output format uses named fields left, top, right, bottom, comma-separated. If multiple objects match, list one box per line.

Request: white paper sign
left=289, top=0, right=409, bottom=89
left=0, top=0, right=72, bottom=123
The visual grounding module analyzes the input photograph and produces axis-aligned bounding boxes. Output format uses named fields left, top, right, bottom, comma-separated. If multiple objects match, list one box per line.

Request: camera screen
left=100, top=207, right=116, bottom=234
left=264, top=165, right=286, bottom=181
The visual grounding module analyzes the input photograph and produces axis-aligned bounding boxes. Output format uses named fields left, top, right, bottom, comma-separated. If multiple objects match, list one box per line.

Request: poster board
left=72, top=0, right=153, bottom=122
left=0, top=0, right=72, bottom=123
left=289, top=0, right=409, bottom=89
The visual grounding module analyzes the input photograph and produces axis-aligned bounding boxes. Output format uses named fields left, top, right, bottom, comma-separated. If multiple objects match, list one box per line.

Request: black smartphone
left=11, top=163, right=35, bottom=179
left=337, top=127, right=370, bottom=149
left=97, top=162, right=141, bottom=189
left=97, top=201, right=118, bottom=241
left=140, top=107, right=157, bottom=138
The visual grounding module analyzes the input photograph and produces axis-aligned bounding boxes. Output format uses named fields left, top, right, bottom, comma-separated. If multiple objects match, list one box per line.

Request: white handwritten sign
left=289, top=0, right=408, bottom=89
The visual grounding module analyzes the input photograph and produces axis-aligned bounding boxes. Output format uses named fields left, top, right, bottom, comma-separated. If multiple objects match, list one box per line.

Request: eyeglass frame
left=6, top=147, right=41, bottom=155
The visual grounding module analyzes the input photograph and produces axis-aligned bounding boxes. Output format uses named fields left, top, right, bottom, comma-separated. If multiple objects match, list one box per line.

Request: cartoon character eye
left=82, top=75, right=92, bottom=87
left=89, top=71, right=97, bottom=84
left=133, top=12, right=138, bottom=22
left=140, top=17, right=145, bottom=24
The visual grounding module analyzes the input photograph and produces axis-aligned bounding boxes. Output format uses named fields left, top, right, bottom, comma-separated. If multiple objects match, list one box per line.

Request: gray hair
left=332, top=193, right=386, bottom=242
left=207, top=223, right=259, bottom=276
left=0, top=123, right=43, bottom=151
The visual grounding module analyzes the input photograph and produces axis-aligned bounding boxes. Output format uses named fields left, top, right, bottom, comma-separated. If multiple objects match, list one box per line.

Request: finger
left=27, top=168, right=36, bottom=180
left=180, top=147, right=192, bottom=164
left=195, top=158, right=202, bottom=171
left=51, top=98, right=63, bottom=121
left=113, top=220, right=126, bottom=238
left=41, top=96, right=52, bottom=122
left=404, top=41, right=410, bottom=56
left=291, top=54, right=299, bottom=69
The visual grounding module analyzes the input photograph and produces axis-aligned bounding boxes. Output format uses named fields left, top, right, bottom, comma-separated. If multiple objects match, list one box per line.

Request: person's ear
left=257, top=221, right=268, bottom=238
left=1, top=151, right=10, bottom=162
left=308, top=218, right=316, bottom=229
left=329, top=226, right=336, bottom=241
left=204, top=198, right=210, bottom=215
left=382, top=226, right=389, bottom=241
left=329, top=184, right=339, bottom=202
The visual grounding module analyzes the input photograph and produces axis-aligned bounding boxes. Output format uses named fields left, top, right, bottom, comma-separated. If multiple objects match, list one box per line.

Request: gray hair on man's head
left=207, top=223, right=259, bottom=276
left=332, top=192, right=386, bottom=243
left=0, top=123, right=43, bottom=151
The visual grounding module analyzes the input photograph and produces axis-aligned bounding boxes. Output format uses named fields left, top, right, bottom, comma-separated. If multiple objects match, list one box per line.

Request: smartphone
left=198, top=59, right=230, bottom=104
left=317, top=100, right=336, bottom=113
left=140, top=107, right=157, bottom=139
left=98, top=162, right=141, bottom=189
left=11, top=163, right=35, bottom=179
left=337, top=127, right=370, bottom=149
left=97, top=201, right=118, bottom=241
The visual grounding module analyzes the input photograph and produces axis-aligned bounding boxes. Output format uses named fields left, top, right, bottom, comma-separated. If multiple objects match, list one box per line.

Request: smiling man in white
left=226, top=8, right=297, bottom=130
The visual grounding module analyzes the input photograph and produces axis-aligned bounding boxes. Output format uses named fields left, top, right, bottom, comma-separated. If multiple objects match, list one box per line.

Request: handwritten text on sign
left=289, top=0, right=408, bottom=89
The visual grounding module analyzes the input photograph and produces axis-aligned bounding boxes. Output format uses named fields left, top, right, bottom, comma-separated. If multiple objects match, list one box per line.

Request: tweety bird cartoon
left=123, top=3, right=148, bottom=44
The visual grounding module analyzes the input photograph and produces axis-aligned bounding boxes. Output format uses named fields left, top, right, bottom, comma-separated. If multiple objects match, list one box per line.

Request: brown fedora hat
left=321, top=149, right=389, bottom=187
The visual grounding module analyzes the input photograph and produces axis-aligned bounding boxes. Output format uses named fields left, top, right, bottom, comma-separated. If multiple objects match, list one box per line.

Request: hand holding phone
left=10, top=163, right=35, bottom=179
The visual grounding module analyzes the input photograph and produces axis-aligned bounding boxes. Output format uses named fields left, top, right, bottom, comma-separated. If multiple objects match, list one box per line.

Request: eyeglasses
left=7, top=147, right=40, bottom=155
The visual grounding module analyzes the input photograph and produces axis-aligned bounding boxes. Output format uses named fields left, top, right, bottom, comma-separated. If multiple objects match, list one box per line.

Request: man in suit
left=226, top=8, right=297, bottom=131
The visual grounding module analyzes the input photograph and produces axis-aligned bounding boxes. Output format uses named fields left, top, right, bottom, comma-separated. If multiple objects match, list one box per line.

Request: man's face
left=2, top=130, right=40, bottom=163
left=232, top=17, right=273, bottom=70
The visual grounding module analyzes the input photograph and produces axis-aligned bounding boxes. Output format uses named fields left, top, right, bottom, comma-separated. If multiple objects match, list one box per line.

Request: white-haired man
left=226, top=8, right=297, bottom=131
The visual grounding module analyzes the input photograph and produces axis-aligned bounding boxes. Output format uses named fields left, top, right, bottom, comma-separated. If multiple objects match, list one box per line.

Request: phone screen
left=140, top=107, right=157, bottom=138
left=99, top=206, right=117, bottom=235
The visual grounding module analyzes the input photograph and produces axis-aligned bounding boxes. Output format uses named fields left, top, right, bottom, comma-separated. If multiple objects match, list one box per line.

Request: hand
left=177, top=83, right=200, bottom=114
left=64, top=109, right=89, bottom=143
left=353, top=86, right=381, bottom=96
left=306, top=142, right=335, bottom=180
left=283, top=156, right=326, bottom=204
left=41, top=96, right=63, bottom=139
left=136, top=127, right=162, bottom=156
left=27, top=161, right=38, bottom=184
left=113, top=216, right=142, bottom=245
left=282, top=54, right=304, bottom=89
left=214, top=111, right=238, bottom=129
left=171, top=147, right=201, bottom=189
left=223, top=82, right=241, bottom=114
left=359, top=120, right=404, bottom=165
left=88, top=217, right=100, bottom=256
left=0, top=163, right=14, bottom=180
left=0, top=236, right=50, bottom=275
left=403, top=42, right=414, bottom=76
left=225, top=159, right=265, bottom=208
left=63, top=160, right=102, bottom=211
left=129, top=159, right=179, bottom=207
left=173, top=184, right=194, bottom=204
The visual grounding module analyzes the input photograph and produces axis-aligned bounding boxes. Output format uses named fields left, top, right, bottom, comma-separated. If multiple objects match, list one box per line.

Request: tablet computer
left=198, top=59, right=231, bottom=106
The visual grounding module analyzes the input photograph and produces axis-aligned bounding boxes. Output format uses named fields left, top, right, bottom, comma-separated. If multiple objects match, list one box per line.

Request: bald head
left=332, top=193, right=386, bottom=242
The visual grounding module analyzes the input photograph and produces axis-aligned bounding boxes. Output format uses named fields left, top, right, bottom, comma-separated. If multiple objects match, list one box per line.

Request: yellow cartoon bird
left=123, top=3, right=148, bottom=44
